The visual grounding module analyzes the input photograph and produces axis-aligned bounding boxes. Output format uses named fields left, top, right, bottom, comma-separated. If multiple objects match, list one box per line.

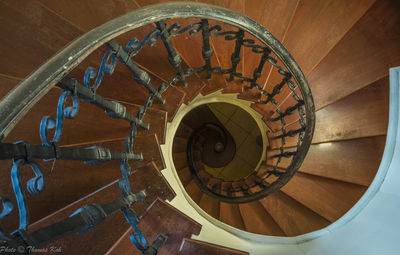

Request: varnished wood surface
left=280, top=172, right=367, bottom=222
left=185, top=180, right=203, bottom=204
left=26, top=161, right=175, bottom=255
left=219, top=202, right=245, bottom=230
left=133, top=133, right=165, bottom=170
left=0, top=0, right=82, bottom=79
left=172, top=151, right=188, bottom=171
left=259, top=191, right=330, bottom=236
left=175, top=122, right=194, bottom=139
left=173, top=136, right=189, bottom=154
left=0, top=75, right=21, bottom=98
left=107, top=198, right=202, bottom=255
left=307, top=0, right=400, bottom=110
left=178, top=167, right=193, bottom=187
left=312, top=76, right=389, bottom=144
left=267, top=136, right=386, bottom=186
left=179, top=238, right=249, bottom=255
left=260, top=0, right=375, bottom=115
left=199, top=193, right=220, bottom=219
left=284, top=0, right=375, bottom=76
left=268, top=76, right=389, bottom=149
left=238, top=201, right=285, bottom=236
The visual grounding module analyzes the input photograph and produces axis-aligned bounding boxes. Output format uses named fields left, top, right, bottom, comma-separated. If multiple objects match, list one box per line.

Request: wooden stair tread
left=173, top=136, right=189, bottom=154
left=199, top=193, right=220, bottom=219
left=173, top=151, right=188, bottom=171
left=258, top=0, right=376, bottom=116
left=0, top=75, right=22, bottom=98
left=26, top=161, right=175, bottom=254
left=178, top=167, right=193, bottom=187
left=133, top=133, right=165, bottom=170
left=175, top=122, right=194, bottom=139
left=41, top=0, right=179, bottom=83
left=0, top=1, right=82, bottom=79
left=185, top=180, right=203, bottom=204
left=312, top=76, right=389, bottom=144
left=307, top=0, right=400, bottom=110
left=267, top=136, right=386, bottom=186
left=219, top=202, right=245, bottom=230
left=259, top=190, right=331, bottom=236
left=179, top=238, right=249, bottom=255
left=238, top=201, right=285, bottom=236
left=107, top=198, right=202, bottom=255
left=279, top=172, right=367, bottom=222
left=267, top=76, right=389, bottom=149
left=283, top=0, right=375, bottom=76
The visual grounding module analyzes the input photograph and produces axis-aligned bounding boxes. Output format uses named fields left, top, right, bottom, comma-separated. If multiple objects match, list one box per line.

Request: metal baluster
left=228, top=29, right=244, bottom=82
left=247, top=47, right=271, bottom=90
left=58, top=77, right=150, bottom=130
left=200, top=19, right=213, bottom=79
left=0, top=142, right=143, bottom=164
left=107, top=39, right=165, bottom=104
left=156, top=20, right=187, bottom=86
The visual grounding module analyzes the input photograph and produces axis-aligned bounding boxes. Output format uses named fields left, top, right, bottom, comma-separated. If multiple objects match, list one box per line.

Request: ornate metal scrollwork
left=11, top=156, right=44, bottom=230
left=40, top=90, right=79, bottom=147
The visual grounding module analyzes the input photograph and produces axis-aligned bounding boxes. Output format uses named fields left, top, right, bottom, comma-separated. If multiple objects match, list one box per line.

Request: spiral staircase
left=0, top=0, right=399, bottom=254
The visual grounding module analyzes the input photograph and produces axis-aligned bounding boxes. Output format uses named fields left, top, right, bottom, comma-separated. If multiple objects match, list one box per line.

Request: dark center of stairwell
left=175, top=102, right=263, bottom=182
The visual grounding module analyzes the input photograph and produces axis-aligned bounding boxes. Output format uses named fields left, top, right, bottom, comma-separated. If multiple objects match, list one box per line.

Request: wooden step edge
left=107, top=197, right=202, bottom=255
left=198, top=193, right=220, bottom=219
left=265, top=163, right=371, bottom=187
left=166, top=85, right=187, bottom=122
left=105, top=226, right=131, bottom=255
left=257, top=196, right=292, bottom=237
left=258, top=190, right=331, bottom=237
left=148, top=197, right=202, bottom=235
left=28, top=179, right=120, bottom=230
left=178, top=238, right=249, bottom=255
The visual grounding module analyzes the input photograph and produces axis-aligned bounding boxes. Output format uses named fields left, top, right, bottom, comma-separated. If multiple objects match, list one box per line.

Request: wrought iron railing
left=0, top=2, right=314, bottom=254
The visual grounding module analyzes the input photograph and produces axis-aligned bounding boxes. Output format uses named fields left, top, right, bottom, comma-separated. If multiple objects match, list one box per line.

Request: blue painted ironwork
left=11, top=156, right=44, bottom=230
left=40, top=90, right=79, bottom=147
left=84, top=49, right=117, bottom=92
left=125, top=28, right=160, bottom=58
left=0, top=197, right=13, bottom=241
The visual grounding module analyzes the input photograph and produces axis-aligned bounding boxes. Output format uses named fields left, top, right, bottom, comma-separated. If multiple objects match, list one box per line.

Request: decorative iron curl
left=122, top=207, right=148, bottom=252
left=40, top=90, right=79, bottom=147
left=84, top=49, right=116, bottom=92
left=125, top=28, right=160, bottom=57
left=169, top=22, right=202, bottom=37
left=211, top=28, right=240, bottom=40
left=242, top=38, right=269, bottom=54
left=11, top=155, right=44, bottom=230
left=0, top=197, right=13, bottom=241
